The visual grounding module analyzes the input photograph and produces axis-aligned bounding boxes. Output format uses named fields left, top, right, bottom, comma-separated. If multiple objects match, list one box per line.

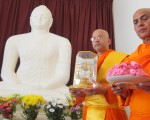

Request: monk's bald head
left=133, top=8, right=150, bottom=19
left=92, top=29, right=109, bottom=39
left=133, top=8, right=150, bottom=43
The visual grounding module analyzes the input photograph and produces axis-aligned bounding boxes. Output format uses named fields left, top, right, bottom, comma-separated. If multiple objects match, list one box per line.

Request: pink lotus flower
left=106, top=61, right=150, bottom=78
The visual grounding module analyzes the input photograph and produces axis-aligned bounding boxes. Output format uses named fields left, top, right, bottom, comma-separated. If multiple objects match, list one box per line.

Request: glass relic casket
left=72, top=51, right=98, bottom=89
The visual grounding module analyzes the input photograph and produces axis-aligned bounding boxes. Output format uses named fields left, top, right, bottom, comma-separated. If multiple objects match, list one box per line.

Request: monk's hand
left=82, top=80, right=107, bottom=95
left=110, top=84, right=129, bottom=100
left=135, top=81, right=150, bottom=92
left=69, top=87, right=85, bottom=98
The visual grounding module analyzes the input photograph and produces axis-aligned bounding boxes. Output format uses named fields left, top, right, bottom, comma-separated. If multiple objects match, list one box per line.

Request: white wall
left=113, top=0, right=150, bottom=118
left=113, top=0, right=150, bottom=54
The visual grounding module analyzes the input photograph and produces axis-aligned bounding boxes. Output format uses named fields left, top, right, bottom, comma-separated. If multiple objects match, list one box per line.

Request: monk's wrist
left=120, top=90, right=129, bottom=100
left=95, top=86, right=107, bottom=94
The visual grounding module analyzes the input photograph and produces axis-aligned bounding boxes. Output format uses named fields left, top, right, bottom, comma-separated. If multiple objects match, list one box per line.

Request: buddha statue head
left=30, top=5, right=53, bottom=32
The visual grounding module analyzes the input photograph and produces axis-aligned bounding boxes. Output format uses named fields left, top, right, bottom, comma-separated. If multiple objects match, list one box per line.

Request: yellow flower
left=22, top=94, right=45, bottom=106
left=21, top=94, right=45, bottom=120
left=0, top=96, right=4, bottom=104
left=4, top=96, right=12, bottom=102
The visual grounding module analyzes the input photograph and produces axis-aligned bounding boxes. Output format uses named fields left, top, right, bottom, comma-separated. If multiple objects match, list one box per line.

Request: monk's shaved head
left=133, top=8, right=150, bottom=43
left=133, top=8, right=150, bottom=18
left=93, top=29, right=109, bottom=39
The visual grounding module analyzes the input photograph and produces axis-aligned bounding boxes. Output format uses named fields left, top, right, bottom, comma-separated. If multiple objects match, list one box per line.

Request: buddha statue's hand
left=43, top=84, right=64, bottom=89
left=17, top=83, right=41, bottom=90
left=2, top=78, right=22, bottom=86
left=11, top=80, right=22, bottom=85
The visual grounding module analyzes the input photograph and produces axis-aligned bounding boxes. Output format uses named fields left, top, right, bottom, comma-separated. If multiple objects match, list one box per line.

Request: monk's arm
left=117, top=89, right=132, bottom=107
left=104, top=83, right=132, bottom=106
left=104, top=84, right=118, bottom=104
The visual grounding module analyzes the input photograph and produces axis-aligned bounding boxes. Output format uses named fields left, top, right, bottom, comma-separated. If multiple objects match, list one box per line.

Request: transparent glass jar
left=72, top=51, right=98, bottom=89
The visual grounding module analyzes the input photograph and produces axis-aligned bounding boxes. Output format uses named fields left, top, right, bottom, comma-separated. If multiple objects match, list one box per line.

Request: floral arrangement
left=0, top=94, right=83, bottom=120
left=66, top=94, right=83, bottom=120
left=21, top=94, right=45, bottom=120
left=0, top=94, right=20, bottom=120
left=106, top=61, right=150, bottom=77
left=44, top=99, right=68, bottom=120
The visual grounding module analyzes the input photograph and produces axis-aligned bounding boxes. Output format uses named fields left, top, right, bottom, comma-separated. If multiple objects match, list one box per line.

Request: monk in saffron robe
left=111, top=8, right=150, bottom=120
left=70, top=29, right=128, bottom=120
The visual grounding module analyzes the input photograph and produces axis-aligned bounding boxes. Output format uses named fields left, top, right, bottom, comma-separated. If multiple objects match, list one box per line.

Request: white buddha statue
left=0, top=5, right=72, bottom=100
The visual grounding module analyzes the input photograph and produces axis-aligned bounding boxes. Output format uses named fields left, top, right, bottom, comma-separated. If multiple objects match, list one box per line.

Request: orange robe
left=81, top=49, right=128, bottom=120
left=118, top=43, right=150, bottom=120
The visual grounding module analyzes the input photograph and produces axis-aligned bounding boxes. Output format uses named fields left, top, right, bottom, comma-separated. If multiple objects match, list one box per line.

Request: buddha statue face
left=30, top=5, right=53, bottom=31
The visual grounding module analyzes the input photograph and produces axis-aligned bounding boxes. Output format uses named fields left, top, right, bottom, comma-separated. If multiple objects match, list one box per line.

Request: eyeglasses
left=90, top=35, right=103, bottom=41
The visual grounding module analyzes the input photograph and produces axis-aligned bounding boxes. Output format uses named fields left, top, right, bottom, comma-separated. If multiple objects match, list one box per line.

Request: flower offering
left=0, top=94, right=20, bottom=120
left=44, top=98, right=68, bottom=120
left=106, top=61, right=150, bottom=77
left=21, top=94, right=45, bottom=120
left=66, top=94, right=83, bottom=120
